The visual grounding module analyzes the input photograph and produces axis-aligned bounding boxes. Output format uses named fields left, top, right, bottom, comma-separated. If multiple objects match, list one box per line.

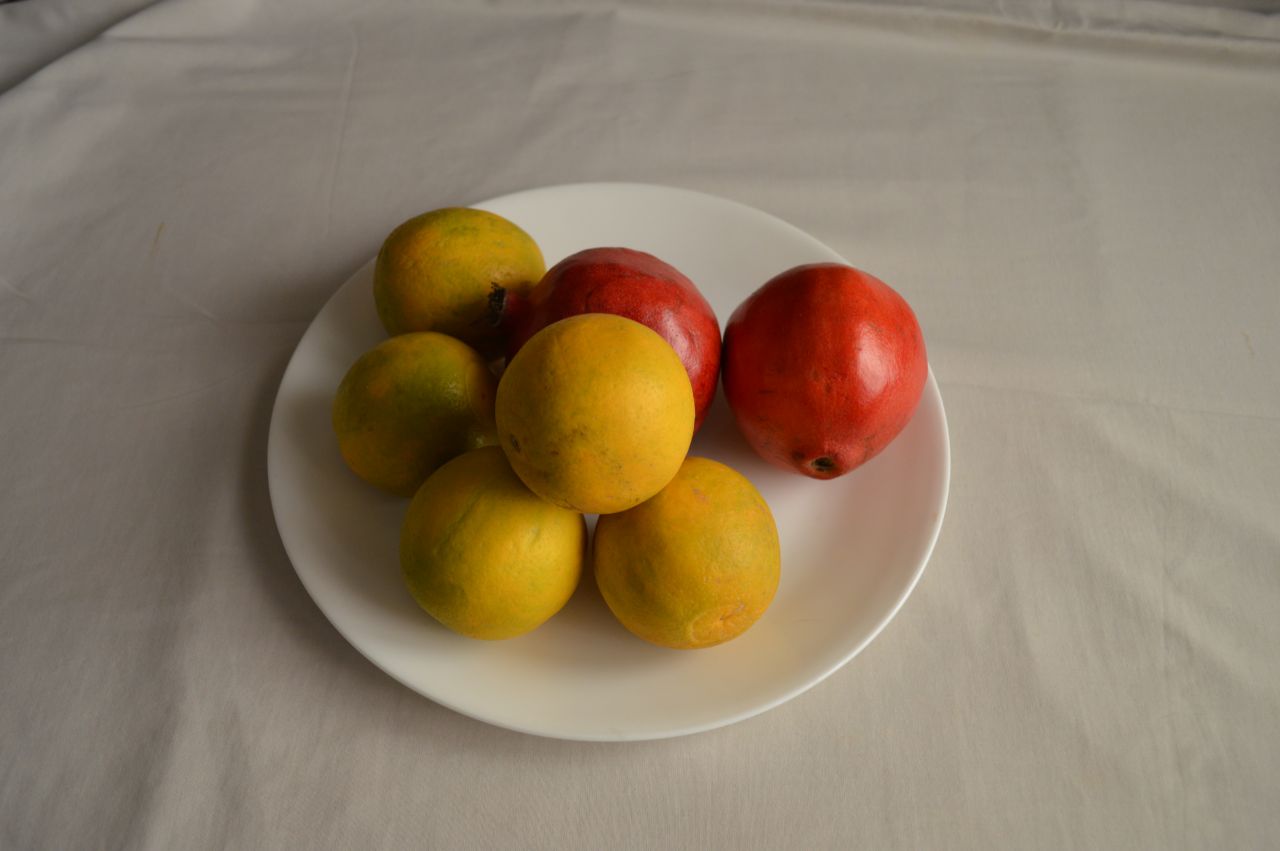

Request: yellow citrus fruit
left=332, top=332, right=498, bottom=497
left=593, top=456, right=780, bottom=649
left=373, top=207, right=545, bottom=352
left=495, top=313, right=694, bottom=514
left=400, top=447, right=586, bottom=640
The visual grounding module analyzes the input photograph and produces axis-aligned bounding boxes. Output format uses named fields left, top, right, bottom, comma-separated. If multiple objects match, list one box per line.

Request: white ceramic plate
left=267, top=183, right=949, bottom=741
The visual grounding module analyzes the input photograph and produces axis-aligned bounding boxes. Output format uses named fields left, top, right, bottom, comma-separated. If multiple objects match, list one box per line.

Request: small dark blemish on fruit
left=486, top=283, right=507, bottom=327
left=811, top=456, right=836, bottom=474
left=508, top=434, right=521, bottom=453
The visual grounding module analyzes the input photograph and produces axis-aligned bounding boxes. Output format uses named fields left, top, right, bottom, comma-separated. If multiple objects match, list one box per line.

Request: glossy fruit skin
left=500, top=247, right=720, bottom=432
left=722, top=263, right=927, bottom=479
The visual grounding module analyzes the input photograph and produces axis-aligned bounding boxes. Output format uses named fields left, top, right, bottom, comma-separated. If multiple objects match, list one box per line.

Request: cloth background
left=2, top=1, right=1278, bottom=847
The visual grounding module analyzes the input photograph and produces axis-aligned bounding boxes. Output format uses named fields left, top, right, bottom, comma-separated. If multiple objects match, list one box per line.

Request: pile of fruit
left=332, top=206, right=927, bottom=649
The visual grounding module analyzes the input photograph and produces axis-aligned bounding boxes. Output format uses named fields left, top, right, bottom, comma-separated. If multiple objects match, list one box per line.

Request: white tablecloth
left=2, top=1, right=1278, bottom=847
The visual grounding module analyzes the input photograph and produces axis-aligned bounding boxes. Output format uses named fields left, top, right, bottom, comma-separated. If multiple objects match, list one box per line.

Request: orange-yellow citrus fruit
left=495, top=313, right=694, bottom=514
left=332, top=332, right=497, bottom=496
left=593, top=456, right=780, bottom=649
left=400, top=447, right=586, bottom=640
left=373, top=207, right=545, bottom=353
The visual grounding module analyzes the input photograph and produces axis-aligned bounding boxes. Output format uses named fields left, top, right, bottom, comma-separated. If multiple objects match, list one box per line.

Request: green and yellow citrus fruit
left=332, top=332, right=497, bottom=497
left=593, top=456, right=780, bottom=649
left=495, top=313, right=695, bottom=515
left=400, top=447, right=586, bottom=640
left=373, top=207, right=545, bottom=352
